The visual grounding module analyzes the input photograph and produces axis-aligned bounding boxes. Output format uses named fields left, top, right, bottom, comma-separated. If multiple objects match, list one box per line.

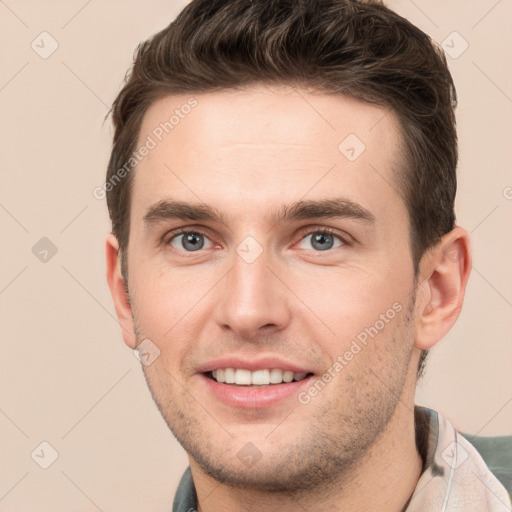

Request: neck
left=189, top=401, right=423, bottom=512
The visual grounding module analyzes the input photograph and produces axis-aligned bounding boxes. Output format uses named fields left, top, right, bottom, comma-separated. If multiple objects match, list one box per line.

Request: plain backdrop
left=0, top=1, right=511, bottom=510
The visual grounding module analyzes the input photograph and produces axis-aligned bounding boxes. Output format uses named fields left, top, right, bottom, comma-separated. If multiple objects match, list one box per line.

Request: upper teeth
left=212, top=368, right=308, bottom=385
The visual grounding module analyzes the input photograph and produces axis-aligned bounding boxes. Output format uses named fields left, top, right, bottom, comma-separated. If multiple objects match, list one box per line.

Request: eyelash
left=296, top=226, right=349, bottom=244
left=163, top=226, right=350, bottom=254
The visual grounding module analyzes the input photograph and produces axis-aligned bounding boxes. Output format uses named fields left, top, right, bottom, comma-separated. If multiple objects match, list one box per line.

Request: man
left=104, top=0, right=511, bottom=510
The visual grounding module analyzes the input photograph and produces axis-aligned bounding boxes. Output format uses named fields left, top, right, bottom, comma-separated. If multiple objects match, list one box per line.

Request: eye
left=167, top=230, right=214, bottom=252
left=296, top=228, right=346, bottom=252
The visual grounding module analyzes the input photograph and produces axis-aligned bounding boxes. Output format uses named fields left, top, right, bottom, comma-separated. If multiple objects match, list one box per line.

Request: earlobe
left=105, top=234, right=137, bottom=349
left=414, top=226, right=472, bottom=351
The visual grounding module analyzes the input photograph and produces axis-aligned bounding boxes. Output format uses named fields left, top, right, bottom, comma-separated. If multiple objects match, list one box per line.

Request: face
left=124, top=85, right=420, bottom=491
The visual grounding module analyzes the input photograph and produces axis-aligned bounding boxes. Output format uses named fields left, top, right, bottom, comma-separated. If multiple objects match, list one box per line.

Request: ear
left=105, top=234, right=137, bottom=349
left=414, top=226, right=472, bottom=351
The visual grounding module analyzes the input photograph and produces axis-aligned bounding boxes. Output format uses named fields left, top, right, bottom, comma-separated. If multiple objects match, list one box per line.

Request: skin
left=106, top=85, right=471, bottom=511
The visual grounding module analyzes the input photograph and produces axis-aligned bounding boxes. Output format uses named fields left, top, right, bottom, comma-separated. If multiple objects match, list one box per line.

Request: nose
left=213, top=248, right=291, bottom=341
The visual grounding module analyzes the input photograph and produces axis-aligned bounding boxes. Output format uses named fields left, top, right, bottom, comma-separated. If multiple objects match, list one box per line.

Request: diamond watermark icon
left=338, top=134, right=366, bottom=162
left=32, top=237, right=58, bottom=263
left=441, top=440, right=469, bottom=469
left=443, top=245, right=461, bottom=263
left=134, top=338, right=160, bottom=366
left=236, top=236, right=263, bottom=264
left=441, top=32, right=469, bottom=59
left=237, top=442, right=262, bottom=467
left=31, top=441, right=59, bottom=469
left=31, top=31, right=59, bottom=59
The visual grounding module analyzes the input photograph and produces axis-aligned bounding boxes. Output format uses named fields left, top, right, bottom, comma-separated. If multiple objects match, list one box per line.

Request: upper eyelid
left=296, top=226, right=350, bottom=243
left=165, top=229, right=215, bottom=249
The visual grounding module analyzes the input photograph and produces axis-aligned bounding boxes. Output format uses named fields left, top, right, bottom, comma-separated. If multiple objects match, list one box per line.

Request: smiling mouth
left=206, top=368, right=313, bottom=387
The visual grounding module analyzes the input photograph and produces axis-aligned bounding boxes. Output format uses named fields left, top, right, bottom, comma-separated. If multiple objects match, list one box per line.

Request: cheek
left=291, top=265, right=414, bottom=377
left=293, top=265, right=407, bottom=329
left=129, top=264, right=220, bottom=370
left=129, top=255, right=198, bottom=327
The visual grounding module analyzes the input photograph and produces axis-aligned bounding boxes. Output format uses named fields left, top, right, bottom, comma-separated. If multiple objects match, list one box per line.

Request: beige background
left=0, top=1, right=511, bottom=510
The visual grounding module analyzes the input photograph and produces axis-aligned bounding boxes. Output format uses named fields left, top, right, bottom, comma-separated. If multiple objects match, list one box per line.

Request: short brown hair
left=105, top=0, right=458, bottom=376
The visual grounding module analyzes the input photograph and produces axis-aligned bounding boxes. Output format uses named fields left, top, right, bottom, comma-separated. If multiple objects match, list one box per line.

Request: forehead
left=132, top=85, right=405, bottom=226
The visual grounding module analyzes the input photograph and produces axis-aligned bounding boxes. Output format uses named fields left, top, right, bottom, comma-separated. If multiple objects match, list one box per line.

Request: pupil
left=184, top=233, right=204, bottom=251
left=313, top=233, right=333, bottom=251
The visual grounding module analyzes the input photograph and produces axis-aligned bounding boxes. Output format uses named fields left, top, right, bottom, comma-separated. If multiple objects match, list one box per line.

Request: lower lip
left=199, top=374, right=313, bottom=409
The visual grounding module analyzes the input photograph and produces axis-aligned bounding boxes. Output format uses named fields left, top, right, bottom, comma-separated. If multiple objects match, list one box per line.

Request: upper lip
left=198, top=356, right=313, bottom=374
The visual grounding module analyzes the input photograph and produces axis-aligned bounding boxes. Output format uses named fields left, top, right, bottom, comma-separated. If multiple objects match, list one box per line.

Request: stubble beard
left=134, top=295, right=417, bottom=494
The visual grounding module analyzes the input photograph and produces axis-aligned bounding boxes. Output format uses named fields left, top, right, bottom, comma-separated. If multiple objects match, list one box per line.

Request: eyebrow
left=143, top=197, right=376, bottom=228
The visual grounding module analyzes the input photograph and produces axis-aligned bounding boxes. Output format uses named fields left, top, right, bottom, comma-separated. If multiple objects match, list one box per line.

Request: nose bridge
left=214, top=240, right=290, bottom=337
